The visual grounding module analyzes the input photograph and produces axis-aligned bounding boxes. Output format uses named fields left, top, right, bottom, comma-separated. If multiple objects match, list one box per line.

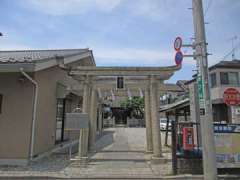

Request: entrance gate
left=69, top=66, right=180, bottom=162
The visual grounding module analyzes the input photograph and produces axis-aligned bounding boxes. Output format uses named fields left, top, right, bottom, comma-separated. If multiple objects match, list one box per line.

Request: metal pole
left=172, top=110, right=178, bottom=175
left=192, top=0, right=217, bottom=179
left=165, top=113, right=169, bottom=146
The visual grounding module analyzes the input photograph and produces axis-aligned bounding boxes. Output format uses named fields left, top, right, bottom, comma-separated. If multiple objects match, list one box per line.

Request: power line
left=204, top=0, right=213, bottom=16
left=222, top=41, right=240, bottom=61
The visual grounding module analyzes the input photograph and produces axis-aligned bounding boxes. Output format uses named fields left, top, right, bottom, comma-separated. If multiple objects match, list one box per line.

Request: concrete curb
left=0, top=174, right=240, bottom=180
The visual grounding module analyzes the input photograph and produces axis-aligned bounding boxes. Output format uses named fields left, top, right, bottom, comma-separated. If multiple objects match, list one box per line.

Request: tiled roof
left=0, top=49, right=89, bottom=63
left=209, top=59, right=240, bottom=70
left=159, top=98, right=189, bottom=112
left=187, top=60, right=240, bottom=83
left=176, top=80, right=189, bottom=91
left=163, top=83, right=184, bottom=92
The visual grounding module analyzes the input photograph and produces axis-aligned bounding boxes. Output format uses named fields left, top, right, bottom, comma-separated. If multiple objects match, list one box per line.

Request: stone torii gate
left=69, top=65, right=180, bottom=162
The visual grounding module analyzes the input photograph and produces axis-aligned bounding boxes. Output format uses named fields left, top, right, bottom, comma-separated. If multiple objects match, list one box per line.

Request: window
left=0, top=94, right=2, bottom=114
left=55, top=98, right=66, bottom=143
left=210, top=73, right=217, bottom=87
left=229, top=72, right=239, bottom=85
left=220, top=72, right=228, bottom=85
left=220, top=72, right=239, bottom=85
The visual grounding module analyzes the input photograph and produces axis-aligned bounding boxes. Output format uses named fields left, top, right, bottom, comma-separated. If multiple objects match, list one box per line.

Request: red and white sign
left=174, top=37, right=182, bottom=51
left=223, top=88, right=240, bottom=106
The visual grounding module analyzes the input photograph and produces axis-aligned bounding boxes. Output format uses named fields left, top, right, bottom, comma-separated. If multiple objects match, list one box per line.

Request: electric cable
left=204, top=0, right=213, bottom=16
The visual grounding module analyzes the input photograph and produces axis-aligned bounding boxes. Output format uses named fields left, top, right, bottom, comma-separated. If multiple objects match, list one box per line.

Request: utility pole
left=192, top=0, right=218, bottom=179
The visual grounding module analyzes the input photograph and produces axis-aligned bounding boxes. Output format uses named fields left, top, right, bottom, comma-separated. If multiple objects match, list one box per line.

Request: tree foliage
left=120, top=96, right=144, bottom=119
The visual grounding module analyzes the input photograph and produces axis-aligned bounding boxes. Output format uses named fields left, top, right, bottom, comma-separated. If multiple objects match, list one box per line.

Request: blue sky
left=0, top=0, right=239, bottom=82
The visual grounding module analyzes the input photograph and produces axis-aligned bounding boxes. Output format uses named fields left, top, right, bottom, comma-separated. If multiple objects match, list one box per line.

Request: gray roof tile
left=209, top=59, right=240, bottom=70
left=0, top=49, right=89, bottom=63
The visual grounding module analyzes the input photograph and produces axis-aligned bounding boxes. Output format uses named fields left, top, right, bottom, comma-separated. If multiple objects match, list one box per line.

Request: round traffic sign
left=223, top=88, right=240, bottom=106
left=175, top=51, right=183, bottom=65
left=174, top=37, right=182, bottom=51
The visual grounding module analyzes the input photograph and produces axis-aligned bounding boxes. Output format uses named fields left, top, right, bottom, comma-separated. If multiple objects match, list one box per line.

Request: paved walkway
left=0, top=128, right=173, bottom=179
left=66, top=128, right=172, bottom=178
left=70, top=128, right=171, bottom=177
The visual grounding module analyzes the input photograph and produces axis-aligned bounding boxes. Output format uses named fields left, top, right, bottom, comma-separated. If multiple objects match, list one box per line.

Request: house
left=209, top=60, right=240, bottom=123
left=0, top=49, right=95, bottom=165
left=159, top=59, right=240, bottom=142
left=160, top=82, right=187, bottom=105
left=186, top=59, right=240, bottom=123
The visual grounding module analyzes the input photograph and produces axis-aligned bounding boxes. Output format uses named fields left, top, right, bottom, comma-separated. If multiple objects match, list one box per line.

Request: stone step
left=70, top=157, right=88, bottom=168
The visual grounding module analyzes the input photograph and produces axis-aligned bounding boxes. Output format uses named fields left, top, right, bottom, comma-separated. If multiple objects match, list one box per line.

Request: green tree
left=120, top=96, right=144, bottom=119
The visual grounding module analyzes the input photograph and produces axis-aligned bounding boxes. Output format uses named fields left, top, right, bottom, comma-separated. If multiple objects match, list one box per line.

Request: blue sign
left=175, top=51, right=183, bottom=65
left=214, top=124, right=240, bottom=133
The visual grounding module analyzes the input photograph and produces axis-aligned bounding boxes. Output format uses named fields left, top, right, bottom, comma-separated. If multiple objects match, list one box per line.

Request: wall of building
left=210, top=68, right=240, bottom=123
left=33, top=62, right=85, bottom=156
left=0, top=73, right=34, bottom=161
left=0, top=57, right=93, bottom=163
left=210, top=68, right=240, bottom=101
left=211, top=87, right=240, bottom=103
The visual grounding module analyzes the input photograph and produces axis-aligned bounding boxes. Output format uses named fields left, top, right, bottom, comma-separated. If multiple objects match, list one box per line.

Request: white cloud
left=129, top=0, right=164, bottom=20
left=0, top=41, right=31, bottom=50
left=92, top=47, right=195, bottom=66
left=0, top=34, right=32, bottom=50
left=96, top=48, right=170, bottom=61
left=23, top=0, right=190, bottom=22
left=95, top=0, right=122, bottom=12
left=24, top=0, right=123, bottom=15
left=126, top=0, right=191, bottom=22
left=0, top=43, right=31, bottom=50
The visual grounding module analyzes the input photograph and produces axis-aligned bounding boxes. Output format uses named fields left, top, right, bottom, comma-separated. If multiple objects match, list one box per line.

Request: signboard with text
left=197, top=73, right=205, bottom=114
left=214, top=124, right=240, bottom=168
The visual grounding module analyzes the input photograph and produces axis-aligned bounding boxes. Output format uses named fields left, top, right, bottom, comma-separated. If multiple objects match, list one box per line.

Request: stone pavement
left=0, top=128, right=174, bottom=179
left=66, top=127, right=173, bottom=178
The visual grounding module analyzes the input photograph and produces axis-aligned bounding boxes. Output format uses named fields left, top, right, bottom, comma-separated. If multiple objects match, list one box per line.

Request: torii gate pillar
left=144, top=88, right=153, bottom=153
left=150, top=76, right=163, bottom=158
